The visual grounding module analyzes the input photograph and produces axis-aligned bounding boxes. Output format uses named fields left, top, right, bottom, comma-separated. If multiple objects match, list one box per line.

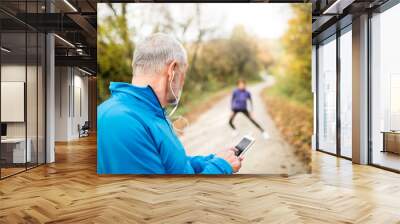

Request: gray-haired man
left=97, top=33, right=242, bottom=174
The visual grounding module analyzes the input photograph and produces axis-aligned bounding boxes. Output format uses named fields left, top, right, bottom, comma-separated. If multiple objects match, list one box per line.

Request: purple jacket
left=231, top=89, right=251, bottom=111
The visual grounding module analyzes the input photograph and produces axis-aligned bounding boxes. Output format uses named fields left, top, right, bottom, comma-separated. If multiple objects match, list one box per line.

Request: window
left=339, top=28, right=352, bottom=158
left=371, top=3, right=400, bottom=171
left=1, top=30, right=28, bottom=177
left=317, top=36, right=337, bottom=154
left=0, top=1, right=46, bottom=179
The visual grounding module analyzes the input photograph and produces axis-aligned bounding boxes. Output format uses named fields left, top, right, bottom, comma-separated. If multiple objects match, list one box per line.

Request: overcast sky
left=192, top=3, right=293, bottom=39
left=98, top=3, right=294, bottom=41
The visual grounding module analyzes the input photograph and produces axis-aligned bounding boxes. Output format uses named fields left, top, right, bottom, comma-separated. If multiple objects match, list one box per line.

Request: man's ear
left=167, top=60, right=177, bottom=82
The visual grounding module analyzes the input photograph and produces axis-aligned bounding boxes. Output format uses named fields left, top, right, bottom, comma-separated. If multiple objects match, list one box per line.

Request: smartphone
left=234, top=135, right=255, bottom=157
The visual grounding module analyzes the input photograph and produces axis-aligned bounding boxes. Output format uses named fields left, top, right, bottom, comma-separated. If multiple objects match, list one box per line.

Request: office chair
left=78, top=121, right=90, bottom=138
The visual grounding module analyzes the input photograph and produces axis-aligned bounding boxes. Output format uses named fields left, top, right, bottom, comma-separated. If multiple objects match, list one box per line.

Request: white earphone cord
left=167, top=71, right=189, bottom=134
left=168, top=71, right=179, bottom=117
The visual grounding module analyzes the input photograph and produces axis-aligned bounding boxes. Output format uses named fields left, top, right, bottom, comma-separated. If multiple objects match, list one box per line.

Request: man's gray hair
left=132, top=33, right=188, bottom=75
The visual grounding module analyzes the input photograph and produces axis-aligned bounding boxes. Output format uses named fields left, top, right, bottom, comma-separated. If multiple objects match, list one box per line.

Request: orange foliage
left=262, top=88, right=312, bottom=165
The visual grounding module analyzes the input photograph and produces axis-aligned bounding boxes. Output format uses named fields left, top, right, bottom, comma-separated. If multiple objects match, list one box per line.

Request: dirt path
left=180, top=77, right=308, bottom=174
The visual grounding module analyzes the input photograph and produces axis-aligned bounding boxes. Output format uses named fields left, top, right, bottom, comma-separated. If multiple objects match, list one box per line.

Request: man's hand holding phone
left=216, top=135, right=255, bottom=173
left=216, top=148, right=242, bottom=173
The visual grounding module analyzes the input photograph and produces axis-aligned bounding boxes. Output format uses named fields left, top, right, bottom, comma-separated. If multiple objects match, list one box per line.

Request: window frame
left=314, top=21, right=353, bottom=160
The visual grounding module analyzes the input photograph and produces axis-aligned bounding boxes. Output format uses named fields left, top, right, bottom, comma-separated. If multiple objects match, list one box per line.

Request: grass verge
left=261, top=86, right=312, bottom=167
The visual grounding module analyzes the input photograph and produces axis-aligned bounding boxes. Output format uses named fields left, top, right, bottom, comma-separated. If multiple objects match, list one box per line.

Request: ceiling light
left=1, top=47, right=11, bottom=53
left=54, top=34, right=75, bottom=48
left=78, top=67, right=93, bottom=76
left=76, top=48, right=86, bottom=56
left=323, top=0, right=355, bottom=15
left=63, top=0, right=78, bottom=12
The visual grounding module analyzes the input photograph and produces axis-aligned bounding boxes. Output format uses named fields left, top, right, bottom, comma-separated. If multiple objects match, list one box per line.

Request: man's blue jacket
left=97, top=82, right=233, bottom=174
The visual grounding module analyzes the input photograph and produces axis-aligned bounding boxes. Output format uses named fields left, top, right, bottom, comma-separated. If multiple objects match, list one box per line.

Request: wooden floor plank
left=0, top=135, right=399, bottom=223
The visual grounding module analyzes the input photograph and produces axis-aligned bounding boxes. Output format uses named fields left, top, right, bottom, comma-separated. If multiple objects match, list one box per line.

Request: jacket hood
left=109, top=82, right=166, bottom=118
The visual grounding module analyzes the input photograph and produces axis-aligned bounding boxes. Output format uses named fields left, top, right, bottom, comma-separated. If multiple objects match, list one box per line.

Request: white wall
left=70, top=72, right=89, bottom=138
left=55, top=66, right=69, bottom=141
left=54, top=67, right=89, bottom=141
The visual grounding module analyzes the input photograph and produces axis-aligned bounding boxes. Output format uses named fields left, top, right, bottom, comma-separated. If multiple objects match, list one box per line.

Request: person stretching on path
left=229, top=79, right=269, bottom=139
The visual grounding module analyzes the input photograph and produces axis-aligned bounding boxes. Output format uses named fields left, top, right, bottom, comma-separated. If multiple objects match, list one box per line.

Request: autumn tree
left=271, top=4, right=312, bottom=105
left=98, top=3, right=134, bottom=103
left=98, top=4, right=272, bottom=107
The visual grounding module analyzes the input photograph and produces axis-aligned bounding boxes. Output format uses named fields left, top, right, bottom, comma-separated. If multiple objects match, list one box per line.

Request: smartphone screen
left=235, top=137, right=253, bottom=156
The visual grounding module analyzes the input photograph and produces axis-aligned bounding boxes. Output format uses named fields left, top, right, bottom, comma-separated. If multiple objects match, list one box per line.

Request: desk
left=1, top=138, right=31, bottom=163
left=381, top=131, right=400, bottom=155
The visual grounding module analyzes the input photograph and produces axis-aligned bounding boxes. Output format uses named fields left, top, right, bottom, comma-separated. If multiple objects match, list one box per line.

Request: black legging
left=229, top=109, right=264, bottom=132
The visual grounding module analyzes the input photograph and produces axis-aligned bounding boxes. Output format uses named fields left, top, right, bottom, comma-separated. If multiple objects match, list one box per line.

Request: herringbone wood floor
left=1, top=135, right=400, bottom=224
